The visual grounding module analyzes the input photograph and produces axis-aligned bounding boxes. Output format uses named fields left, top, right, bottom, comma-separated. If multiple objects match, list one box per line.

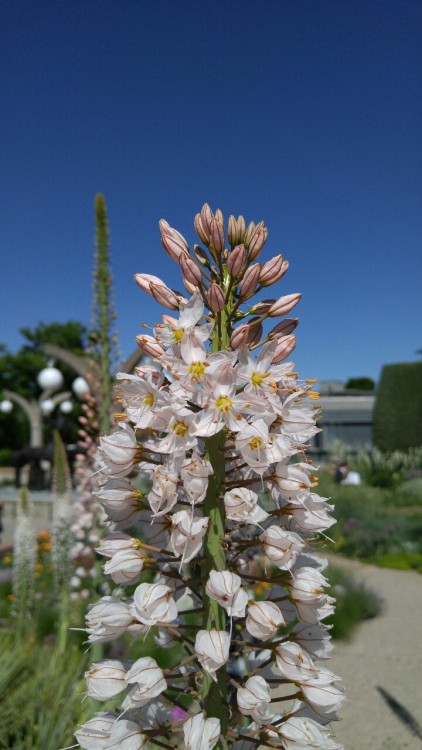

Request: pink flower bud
left=183, top=277, right=199, bottom=294
left=149, top=282, right=180, bottom=310
left=193, top=244, right=210, bottom=266
left=248, top=221, right=268, bottom=261
left=271, top=333, right=296, bottom=363
left=227, top=244, right=246, bottom=277
left=200, top=203, right=213, bottom=234
left=159, top=219, right=190, bottom=262
left=237, top=214, right=246, bottom=241
left=134, top=272, right=167, bottom=295
left=209, top=216, right=225, bottom=255
left=238, top=263, right=261, bottom=301
left=215, top=207, right=224, bottom=226
left=244, top=220, right=256, bottom=248
left=247, top=318, right=263, bottom=346
left=268, top=292, right=301, bottom=317
left=179, top=254, right=202, bottom=286
left=228, top=215, right=237, bottom=246
left=206, top=282, right=226, bottom=312
left=251, top=299, right=275, bottom=314
left=230, top=324, right=250, bottom=349
left=194, top=213, right=210, bottom=245
left=259, top=255, right=289, bottom=286
left=135, top=335, right=165, bottom=358
left=269, top=317, right=299, bottom=337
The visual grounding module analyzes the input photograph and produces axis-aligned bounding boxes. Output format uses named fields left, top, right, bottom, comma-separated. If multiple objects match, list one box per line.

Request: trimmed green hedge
left=374, top=362, right=422, bottom=451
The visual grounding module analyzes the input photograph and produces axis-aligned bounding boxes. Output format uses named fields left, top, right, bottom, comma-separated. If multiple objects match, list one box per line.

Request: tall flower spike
left=77, top=205, right=343, bottom=750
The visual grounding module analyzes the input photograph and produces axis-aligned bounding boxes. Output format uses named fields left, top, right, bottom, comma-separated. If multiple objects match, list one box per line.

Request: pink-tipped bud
left=244, top=221, right=256, bottom=249
left=227, top=244, right=246, bottom=277
left=209, top=216, right=225, bottom=255
left=230, top=324, right=250, bottom=349
left=206, top=282, right=226, bottom=312
left=269, top=318, right=299, bottom=338
left=149, top=282, right=180, bottom=310
left=248, top=221, right=268, bottom=261
left=183, top=277, right=199, bottom=294
left=201, top=203, right=214, bottom=234
left=215, top=208, right=224, bottom=227
left=179, top=254, right=202, bottom=286
left=271, top=334, right=296, bottom=363
left=268, top=293, right=301, bottom=317
left=238, top=263, right=261, bottom=301
left=259, top=255, right=289, bottom=286
left=247, top=318, right=263, bottom=346
left=228, top=215, right=237, bottom=247
left=194, top=213, right=210, bottom=245
left=134, top=272, right=167, bottom=295
left=237, top=215, right=246, bottom=242
left=250, top=299, right=275, bottom=314
left=193, top=244, right=210, bottom=266
left=159, top=220, right=190, bottom=262
left=135, top=335, right=165, bottom=358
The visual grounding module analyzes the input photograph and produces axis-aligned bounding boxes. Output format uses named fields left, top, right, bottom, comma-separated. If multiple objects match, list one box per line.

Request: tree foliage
left=345, top=377, right=375, bottom=391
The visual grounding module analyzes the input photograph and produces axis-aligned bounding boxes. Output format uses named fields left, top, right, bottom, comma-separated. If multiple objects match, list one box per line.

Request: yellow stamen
left=173, top=328, right=184, bottom=343
left=143, top=393, right=154, bottom=407
left=189, top=362, right=206, bottom=380
left=215, top=396, right=233, bottom=413
left=248, top=436, right=263, bottom=450
left=173, top=421, right=188, bottom=436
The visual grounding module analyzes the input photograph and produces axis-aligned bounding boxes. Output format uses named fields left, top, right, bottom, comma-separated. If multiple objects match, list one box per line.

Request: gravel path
left=327, top=556, right=422, bottom=750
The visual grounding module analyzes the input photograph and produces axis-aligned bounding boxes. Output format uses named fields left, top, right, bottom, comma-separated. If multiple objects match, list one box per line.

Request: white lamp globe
left=40, top=398, right=55, bottom=416
left=37, top=366, right=64, bottom=392
left=0, top=399, right=13, bottom=414
left=59, top=400, right=73, bottom=414
left=72, top=376, right=90, bottom=398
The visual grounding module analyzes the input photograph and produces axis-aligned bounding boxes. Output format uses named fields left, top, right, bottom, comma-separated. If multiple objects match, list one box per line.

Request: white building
left=311, top=381, right=375, bottom=456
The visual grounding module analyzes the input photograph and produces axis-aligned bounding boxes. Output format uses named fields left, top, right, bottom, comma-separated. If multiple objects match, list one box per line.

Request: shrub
left=327, top=565, right=383, bottom=640
left=374, top=362, right=422, bottom=451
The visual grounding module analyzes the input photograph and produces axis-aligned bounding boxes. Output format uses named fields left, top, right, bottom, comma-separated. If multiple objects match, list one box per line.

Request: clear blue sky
left=1, top=0, right=421, bottom=383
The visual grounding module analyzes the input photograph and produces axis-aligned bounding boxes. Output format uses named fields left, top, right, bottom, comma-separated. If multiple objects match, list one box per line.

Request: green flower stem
left=199, top=280, right=232, bottom=740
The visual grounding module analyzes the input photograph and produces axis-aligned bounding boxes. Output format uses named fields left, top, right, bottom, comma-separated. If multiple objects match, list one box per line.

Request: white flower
left=122, top=656, right=167, bottom=709
left=195, top=630, right=230, bottom=681
left=292, top=623, right=333, bottom=659
left=97, top=533, right=142, bottom=558
left=275, top=641, right=317, bottom=682
left=183, top=711, right=221, bottom=750
left=148, top=465, right=179, bottom=516
left=273, top=460, right=314, bottom=499
left=132, top=582, right=177, bottom=626
left=95, top=478, right=144, bottom=529
left=259, top=525, right=303, bottom=569
left=224, top=487, right=269, bottom=524
left=103, top=548, right=145, bottom=583
left=205, top=570, right=248, bottom=617
left=75, top=712, right=116, bottom=750
left=98, top=423, right=141, bottom=477
left=235, top=418, right=284, bottom=474
left=237, top=675, right=271, bottom=724
left=85, top=660, right=127, bottom=701
left=104, top=719, right=147, bottom=749
left=170, top=511, right=209, bottom=564
left=180, top=452, right=213, bottom=504
left=265, top=715, right=344, bottom=750
left=300, top=668, right=345, bottom=715
left=86, top=597, right=133, bottom=643
left=246, top=600, right=285, bottom=640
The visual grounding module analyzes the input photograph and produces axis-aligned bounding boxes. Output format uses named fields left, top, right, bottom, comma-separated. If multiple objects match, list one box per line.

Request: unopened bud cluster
left=76, top=205, right=343, bottom=750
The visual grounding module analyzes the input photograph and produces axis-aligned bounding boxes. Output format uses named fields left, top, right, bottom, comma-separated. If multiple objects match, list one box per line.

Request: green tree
left=345, top=377, right=375, bottom=391
left=0, top=321, right=87, bottom=457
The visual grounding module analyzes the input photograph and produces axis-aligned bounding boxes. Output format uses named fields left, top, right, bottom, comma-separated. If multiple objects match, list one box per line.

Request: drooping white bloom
left=103, top=719, right=147, bottom=749
left=246, top=600, right=285, bottom=640
left=183, top=712, right=221, bottom=750
left=180, top=452, right=213, bottom=504
left=95, top=478, right=144, bottom=529
left=122, top=656, right=167, bottom=709
left=237, top=675, right=271, bottom=724
left=224, top=486, right=269, bottom=524
left=170, top=511, right=209, bottom=564
left=235, top=418, right=284, bottom=473
left=98, top=423, right=141, bottom=477
left=260, top=525, right=303, bottom=569
left=147, top=465, right=179, bottom=516
left=285, top=493, right=336, bottom=533
left=265, top=715, right=344, bottom=750
left=205, top=570, right=248, bottom=617
left=97, top=532, right=142, bottom=558
left=273, top=460, right=314, bottom=499
left=275, top=641, right=317, bottom=682
left=85, top=660, right=127, bottom=701
left=132, top=583, right=178, bottom=626
left=103, top=548, right=145, bottom=583
left=292, top=623, right=334, bottom=659
left=300, top=668, right=345, bottom=715
left=195, top=630, right=230, bottom=681
left=75, top=712, right=117, bottom=750
left=85, top=596, right=134, bottom=643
